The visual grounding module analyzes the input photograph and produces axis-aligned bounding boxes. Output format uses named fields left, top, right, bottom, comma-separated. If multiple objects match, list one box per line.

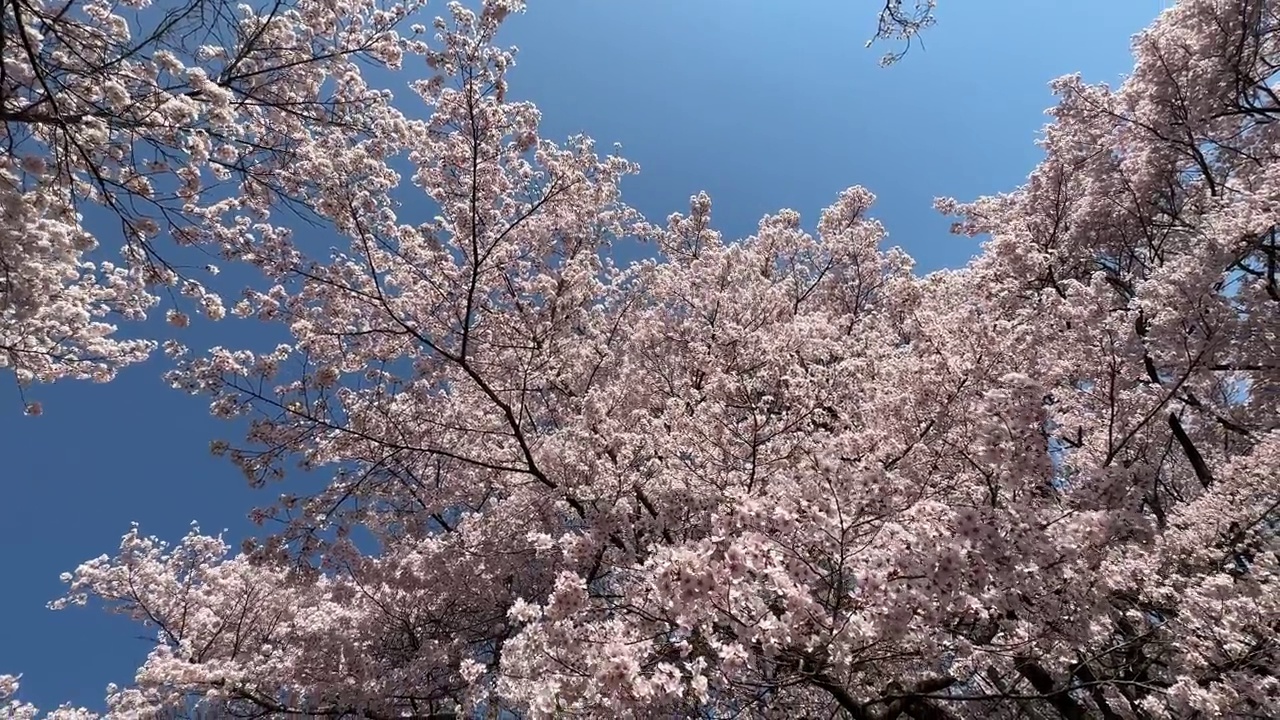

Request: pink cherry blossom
left=2, top=0, right=427, bottom=391
left=7, top=0, right=1279, bottom=718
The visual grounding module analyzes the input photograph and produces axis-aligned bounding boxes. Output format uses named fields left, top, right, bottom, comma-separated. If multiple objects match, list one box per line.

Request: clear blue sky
left=1, top=1, right=1168, bottom=711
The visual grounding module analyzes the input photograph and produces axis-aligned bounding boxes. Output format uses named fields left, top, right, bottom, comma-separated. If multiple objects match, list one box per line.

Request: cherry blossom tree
left=4, top=0, right=1278, bottom=718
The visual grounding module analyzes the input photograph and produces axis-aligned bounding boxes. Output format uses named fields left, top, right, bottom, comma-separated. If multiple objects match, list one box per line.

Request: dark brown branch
left=1167, top=412, right=1216, bottom=489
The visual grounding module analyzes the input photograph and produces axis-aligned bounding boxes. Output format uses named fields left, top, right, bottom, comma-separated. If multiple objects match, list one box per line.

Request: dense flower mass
left=3, top=0, right=1278, bottom=718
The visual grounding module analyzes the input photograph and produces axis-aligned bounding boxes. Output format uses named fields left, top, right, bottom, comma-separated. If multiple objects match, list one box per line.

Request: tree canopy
left=2, top=0, right=1277, bottom=718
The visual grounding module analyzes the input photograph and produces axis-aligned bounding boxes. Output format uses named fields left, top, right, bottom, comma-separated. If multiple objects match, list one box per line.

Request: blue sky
left=2, top=0, right=1169, bottom=711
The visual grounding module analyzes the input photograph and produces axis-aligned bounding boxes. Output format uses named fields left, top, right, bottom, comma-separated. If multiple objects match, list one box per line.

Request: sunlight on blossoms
left=3, top=0, right=1279, bottom=717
